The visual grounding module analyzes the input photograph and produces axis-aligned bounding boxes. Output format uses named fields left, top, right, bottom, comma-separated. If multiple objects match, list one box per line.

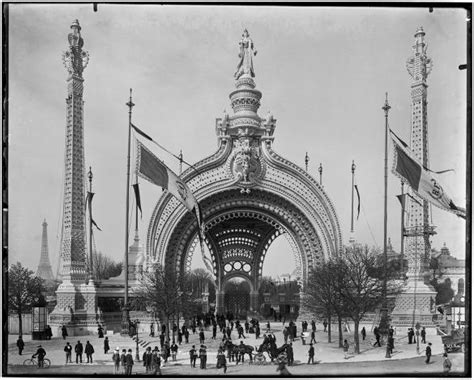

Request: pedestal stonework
left=49, top=20, right=102, bottom=335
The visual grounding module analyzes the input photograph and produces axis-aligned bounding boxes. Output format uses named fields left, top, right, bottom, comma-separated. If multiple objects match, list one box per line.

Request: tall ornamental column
left=50, top=20, right=101, bottom=335
left=391, top=27, right=436, bottom=328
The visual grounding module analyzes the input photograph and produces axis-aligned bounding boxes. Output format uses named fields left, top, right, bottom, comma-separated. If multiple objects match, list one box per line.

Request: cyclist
left=32, top=345, right=46, bottom=368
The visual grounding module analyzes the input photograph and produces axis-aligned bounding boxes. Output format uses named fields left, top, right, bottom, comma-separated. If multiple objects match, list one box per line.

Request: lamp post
left=134, top=319, right=140, bottom=361
left=379, top=93, right=391, bottom=338
left=415, top=321, right=420, bottom=354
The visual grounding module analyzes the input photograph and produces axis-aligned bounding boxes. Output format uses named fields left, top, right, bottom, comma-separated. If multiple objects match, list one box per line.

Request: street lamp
left=134, top=319, right=140, bottom=361
left=415, top=322, right=420, bottom=354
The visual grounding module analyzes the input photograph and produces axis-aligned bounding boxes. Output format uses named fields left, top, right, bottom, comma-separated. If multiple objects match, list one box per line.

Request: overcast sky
left=7, top=5, right=467, bottom=278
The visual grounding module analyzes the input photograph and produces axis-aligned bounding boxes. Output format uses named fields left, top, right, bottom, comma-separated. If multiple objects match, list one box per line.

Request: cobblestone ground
left=6, top=322, right=466, bottom=376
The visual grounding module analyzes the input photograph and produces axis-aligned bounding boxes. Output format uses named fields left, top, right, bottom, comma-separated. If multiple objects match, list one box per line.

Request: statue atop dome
left=234, top=29, right=257, bottom=79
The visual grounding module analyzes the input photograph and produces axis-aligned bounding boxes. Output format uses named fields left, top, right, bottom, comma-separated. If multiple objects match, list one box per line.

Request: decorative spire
left=406, top=26, right=432, bottom=81
left=305, top=152, right=309, bottom=172
left=62, top=19, right=89, bottom=77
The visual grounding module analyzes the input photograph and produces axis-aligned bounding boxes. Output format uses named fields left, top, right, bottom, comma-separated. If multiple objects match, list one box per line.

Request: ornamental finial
left=406, top=26, right=432, bottom=80
left=62, top=20, right=89, bottom=77
left=382, top=92, right=391, bottom=115
left=234, top=29, right=257, bottom=80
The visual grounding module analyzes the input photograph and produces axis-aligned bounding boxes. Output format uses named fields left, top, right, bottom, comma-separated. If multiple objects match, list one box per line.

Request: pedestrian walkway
left=6, top=321, right=453, bottom=375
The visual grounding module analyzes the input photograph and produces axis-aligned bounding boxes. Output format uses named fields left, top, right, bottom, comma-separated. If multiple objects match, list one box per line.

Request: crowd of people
left=13, top=317, right=455, bottom=374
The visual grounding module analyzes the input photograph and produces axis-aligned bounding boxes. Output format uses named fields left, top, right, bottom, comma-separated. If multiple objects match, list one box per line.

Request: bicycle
left=23, top=357, right=51, bottom=368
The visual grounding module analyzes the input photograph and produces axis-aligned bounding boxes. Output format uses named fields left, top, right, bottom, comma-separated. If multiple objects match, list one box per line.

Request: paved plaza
left=7, top=321, right=465, bottom=376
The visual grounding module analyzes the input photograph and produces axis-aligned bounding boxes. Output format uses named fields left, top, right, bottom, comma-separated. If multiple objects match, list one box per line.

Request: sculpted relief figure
left=232, top=137, right=260, bottom=184
left=234, top=29, right=257, bottom=79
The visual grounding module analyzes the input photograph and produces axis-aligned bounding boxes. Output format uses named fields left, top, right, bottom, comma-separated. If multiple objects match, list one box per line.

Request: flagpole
left=318, top=163, right=323, bottom=186
left=350, top=160, right=356, bottom=243
left=88, top=166, right=94, bottom=283
left=400, top=181, right=405, bottom=273
left=135, top=172, right=139, bottom=232
left=122, top=89, right=135, bottom=336
left=379, top=92, right=391, bottom=342
left=179, top=150, right=183, bottom=175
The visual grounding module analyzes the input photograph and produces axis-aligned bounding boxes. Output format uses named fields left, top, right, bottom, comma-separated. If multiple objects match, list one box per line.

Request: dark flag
left=390, top=129, right=465, bottom=218
left=354, top=184, right=361, bottom=220
left=132, top=183, right=142, bottom=218
left=131, top=123, right=153, bottom=142
left=135, top=139, right=214, bottom=281
left=86, top=191, right=102, bottom=231
left=396, top=194, right=406, bottom=209
left=131, top=123, right=201, bottom=174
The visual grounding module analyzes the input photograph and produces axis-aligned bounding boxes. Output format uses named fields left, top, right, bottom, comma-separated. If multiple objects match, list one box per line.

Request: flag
left=135, top=139, right=215, bottom=278
left=354, top=184, right=360, bottom=220
left=132, top=183, right=142, bottom=218
left=195, top=204, right=215, bottom=280
left=390, top=130, right=466, bottom=219
left=136, top=140, right=198, bottom=211
left=86, top=191, right=102, bottom=231
left=396, top=194, right=406, bottom=209
left=131, top=123, right=153, bottom=142
left=131, top=123, right=201, bottom=174
left=407, top=192, right=423, bottom=207
left=391, top=131, right=455, bottom=175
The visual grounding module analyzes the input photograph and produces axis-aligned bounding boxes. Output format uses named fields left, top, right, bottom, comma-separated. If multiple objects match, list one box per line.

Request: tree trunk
left=338, top=315, right=343, bottom=348
left=18, top=310, right=23, bottom=336
left=166, top=316, right=170, bottom=343
left=171, top=314, right=176, bottom=343
left=353, top=319, right=360, bottom=354
left=327, top=314, right=332, bottom=343
left=177, top=311, right=180, bottom=336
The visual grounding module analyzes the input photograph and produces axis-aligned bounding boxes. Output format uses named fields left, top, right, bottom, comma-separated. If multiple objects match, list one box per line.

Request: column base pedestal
left=390, top=278, right=436, bottom=329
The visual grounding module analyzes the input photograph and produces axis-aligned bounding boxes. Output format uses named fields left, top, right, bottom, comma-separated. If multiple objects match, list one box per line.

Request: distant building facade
left=431, top=243, right=465, bottom=295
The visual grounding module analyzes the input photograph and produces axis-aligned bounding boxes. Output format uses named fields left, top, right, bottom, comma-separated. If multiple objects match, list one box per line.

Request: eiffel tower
left=36, top=219, right=54, bottom=281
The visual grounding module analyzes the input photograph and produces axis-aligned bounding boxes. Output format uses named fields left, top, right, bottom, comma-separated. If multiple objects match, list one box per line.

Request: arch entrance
left=223, top=277, right=251, bottom=319
left=145, top=31, right=342, bottom=315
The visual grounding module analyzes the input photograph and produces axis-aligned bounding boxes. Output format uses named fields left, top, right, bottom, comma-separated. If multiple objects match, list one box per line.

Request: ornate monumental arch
left=146, top=30, right=343, bottom=314
left=36, top=219, right=54, bottom=281
left=391, top=27, right=436, bottom=327
left=50, top=20, right=101, bottom=334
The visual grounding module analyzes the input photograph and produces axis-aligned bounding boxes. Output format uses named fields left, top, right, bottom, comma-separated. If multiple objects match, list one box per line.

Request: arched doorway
left=223, top=277, right=252, bottom=320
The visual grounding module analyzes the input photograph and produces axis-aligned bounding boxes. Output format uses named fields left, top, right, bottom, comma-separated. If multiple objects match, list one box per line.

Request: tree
left=302, top=259, right=349, bottom=346
left=430, top=278, right=455, bottom=305
left=338, top=245, right=402, bottom=354
left=89, top=251, right=123, bottom=281
left=132, top=265, right=192, bottom=342
left=8, top=262, right=46, bottom=335
left=189, top=268, right=215, bottom=305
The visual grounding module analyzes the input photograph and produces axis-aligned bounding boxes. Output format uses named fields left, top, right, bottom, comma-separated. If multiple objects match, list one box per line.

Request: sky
left=7, top=4, right=468, bottom=278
